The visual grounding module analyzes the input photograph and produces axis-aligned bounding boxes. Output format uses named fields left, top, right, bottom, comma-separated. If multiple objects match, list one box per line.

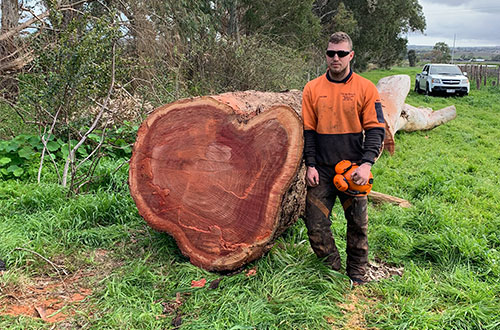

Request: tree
left=431, top=42, right=451, bottom=63
left=313, top=0, right=426, bottom=70
left=1, top=0, right=20, bottom=95
left=241, top=0, right=321, bottom=48
left=408, top=49, right=417, bottom=66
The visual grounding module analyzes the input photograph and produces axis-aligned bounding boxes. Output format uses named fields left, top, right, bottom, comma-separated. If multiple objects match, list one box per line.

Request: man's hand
left=351, top=163, right=372, bottom=185
left=306, top=166, right=319, bottom=187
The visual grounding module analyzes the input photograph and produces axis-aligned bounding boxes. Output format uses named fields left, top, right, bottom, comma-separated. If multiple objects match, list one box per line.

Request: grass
left=1, top=67, right=500, bottom=329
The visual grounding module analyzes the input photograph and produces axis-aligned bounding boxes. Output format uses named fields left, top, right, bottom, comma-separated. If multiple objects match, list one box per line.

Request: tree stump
left=129, top=92, right=306, bottom=271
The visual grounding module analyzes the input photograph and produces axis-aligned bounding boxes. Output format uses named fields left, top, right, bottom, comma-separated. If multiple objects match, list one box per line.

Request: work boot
left=349, top=274, right=370, bottom=286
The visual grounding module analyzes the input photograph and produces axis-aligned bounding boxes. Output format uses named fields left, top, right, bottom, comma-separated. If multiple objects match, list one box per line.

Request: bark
left=368, top=191, right=411, bottom=208
left=129, top=91, right=306, bottom=271
left=1, top=0, right=19, bottom=34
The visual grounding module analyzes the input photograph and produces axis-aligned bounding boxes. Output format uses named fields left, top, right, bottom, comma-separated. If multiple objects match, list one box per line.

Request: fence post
left=497, top=67, right=500, bottom=88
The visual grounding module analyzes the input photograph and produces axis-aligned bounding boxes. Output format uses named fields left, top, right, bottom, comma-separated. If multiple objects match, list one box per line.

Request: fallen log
left=129, top=92, right=306, bottom=271
left=377, top=75, right=457, bottom=154
left=368, top=191, right=411, bottom=208
left=377, top=75, right=410, bottom=155
left=131, top=75, right=442, bottom=271
left=397, top=104, right=457, bottom=132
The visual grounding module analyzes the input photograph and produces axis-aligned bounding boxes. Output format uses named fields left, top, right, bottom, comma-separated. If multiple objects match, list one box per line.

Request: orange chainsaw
left=333, top=160, right=373, bottom=196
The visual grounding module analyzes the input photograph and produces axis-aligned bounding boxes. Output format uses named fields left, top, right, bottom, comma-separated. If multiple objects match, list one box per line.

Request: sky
left=407, top=0, right=500, bottom=47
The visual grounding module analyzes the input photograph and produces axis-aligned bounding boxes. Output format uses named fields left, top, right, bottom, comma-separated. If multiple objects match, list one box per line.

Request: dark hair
left=328, top=32, right=353, bottom=50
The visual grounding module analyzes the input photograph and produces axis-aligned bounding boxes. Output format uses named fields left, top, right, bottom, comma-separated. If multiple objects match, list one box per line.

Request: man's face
left=326, top=41, right=354, bottom=76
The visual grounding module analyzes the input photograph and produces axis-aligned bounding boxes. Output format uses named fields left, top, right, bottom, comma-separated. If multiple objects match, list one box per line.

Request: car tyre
left=414, top=81, right=421, bottom=93
left=425, top=83, right=431, bottom=96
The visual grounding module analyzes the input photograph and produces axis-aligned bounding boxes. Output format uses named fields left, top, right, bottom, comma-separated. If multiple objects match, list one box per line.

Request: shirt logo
left=341, top=93, right=355, bottom=102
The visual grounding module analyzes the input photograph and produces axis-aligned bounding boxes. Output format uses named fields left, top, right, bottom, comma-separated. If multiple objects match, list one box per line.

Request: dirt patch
left=0, top=249, right=122, bottom=324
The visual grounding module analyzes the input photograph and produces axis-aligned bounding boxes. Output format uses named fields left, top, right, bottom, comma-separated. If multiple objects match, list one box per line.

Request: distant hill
left=408, top=45, right=500, bottom=62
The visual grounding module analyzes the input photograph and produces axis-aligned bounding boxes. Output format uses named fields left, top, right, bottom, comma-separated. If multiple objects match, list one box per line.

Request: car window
left=429, top=65, right=462, bottom=75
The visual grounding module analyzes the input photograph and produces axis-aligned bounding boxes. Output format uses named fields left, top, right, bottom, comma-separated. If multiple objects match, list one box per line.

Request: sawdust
left=328, top=287, right=381, bottom=330
left=0, top=271, right=93, bottom=323
left=326, top=259, right=403, bottom=329
left=0, top=249, right=122, bottom=324
left=365, top=258, right=404, bottom=283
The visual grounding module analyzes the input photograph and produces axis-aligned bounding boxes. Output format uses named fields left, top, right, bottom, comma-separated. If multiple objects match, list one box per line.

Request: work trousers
left=304, top=165, right=369, bottom=278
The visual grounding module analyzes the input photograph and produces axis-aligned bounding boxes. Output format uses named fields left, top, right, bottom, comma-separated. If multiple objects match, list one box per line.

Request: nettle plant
left=0, top=126, right=136, bottom=180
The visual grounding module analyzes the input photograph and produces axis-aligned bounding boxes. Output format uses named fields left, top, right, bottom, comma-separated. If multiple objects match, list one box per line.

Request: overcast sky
left=407, top=0, right=500, bottom=47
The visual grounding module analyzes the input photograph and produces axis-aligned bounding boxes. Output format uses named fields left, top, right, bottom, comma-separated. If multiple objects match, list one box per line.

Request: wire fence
left=458, top=64, right=500, bottom=89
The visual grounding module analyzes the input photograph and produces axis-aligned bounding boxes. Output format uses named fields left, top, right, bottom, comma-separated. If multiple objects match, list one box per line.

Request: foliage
left=182, top=34, right=311, bottom=94
left=11, top=5, right=129, bottom=190
left=0, top=123, right=136, bottom=181
left=240, top=0, right=321, bottom=48
left=431, top=42, right=452, bottom=63
left=314, top=0, right=426, bottom=70
left=18, top=11, right=121, bottom=127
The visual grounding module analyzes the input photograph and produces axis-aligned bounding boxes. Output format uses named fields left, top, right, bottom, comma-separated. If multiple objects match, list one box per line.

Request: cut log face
left=129, top=96, right=304, bottom=271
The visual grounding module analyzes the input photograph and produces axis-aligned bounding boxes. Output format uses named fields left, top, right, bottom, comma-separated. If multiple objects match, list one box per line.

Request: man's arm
left=352, top=84, right=386, bottom=185
left=302, top=85, right=319, bottom=186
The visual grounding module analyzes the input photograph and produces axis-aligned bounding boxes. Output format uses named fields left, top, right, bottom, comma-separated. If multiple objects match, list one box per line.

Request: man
left=301, top=32, right=385, bottom=284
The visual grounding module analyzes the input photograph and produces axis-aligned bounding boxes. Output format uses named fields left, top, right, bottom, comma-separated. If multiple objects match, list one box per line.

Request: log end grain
left=129, top=96, right=304, bottom=271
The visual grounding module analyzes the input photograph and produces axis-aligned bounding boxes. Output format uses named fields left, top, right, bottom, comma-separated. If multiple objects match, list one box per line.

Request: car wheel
left=414, top=81, right=420, bottom=93
left=425, top=83, right=431, bottom=96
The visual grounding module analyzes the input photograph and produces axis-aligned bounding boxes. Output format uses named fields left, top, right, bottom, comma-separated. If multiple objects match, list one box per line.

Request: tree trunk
left=129, top=91, right=306, bottom=271
left=0, top=0, right=20, bottom=96
left=377, top=74, right=457, bottom=154
left=130, top=75, right=454, bottom=271
left=376, top=75, right=410, bottom=154
left=1, top=0, right=19, bottom=33
left=396, top=104, right=457, bottom=132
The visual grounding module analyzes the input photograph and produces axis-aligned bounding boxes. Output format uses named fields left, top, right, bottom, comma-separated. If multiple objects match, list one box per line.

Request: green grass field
left=1, top=67, right=499, bottom=329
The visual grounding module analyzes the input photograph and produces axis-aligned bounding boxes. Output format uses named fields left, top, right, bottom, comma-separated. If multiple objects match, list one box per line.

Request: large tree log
left=397, top=104, right=457, bottom=132
left=129, top=92, right=306, bottom=271
left=377, top=75, right=457, bottom=154
left=130, top=75, right=451, bottom=271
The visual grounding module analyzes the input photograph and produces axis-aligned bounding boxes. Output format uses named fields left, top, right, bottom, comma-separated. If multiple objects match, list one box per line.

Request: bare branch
left=14, top=247, right=68, bottom=277
left=38, top=105, right=63, bottom=184
left=0, top=0, right=92, bottom=42
left=62, top=41, right=117, bottom=187
left=0, top=11, right=50, bottom=42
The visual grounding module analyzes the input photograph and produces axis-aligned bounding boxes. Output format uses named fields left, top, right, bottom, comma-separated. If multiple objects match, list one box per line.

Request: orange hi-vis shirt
left=302, top=70, right=385, bottom=168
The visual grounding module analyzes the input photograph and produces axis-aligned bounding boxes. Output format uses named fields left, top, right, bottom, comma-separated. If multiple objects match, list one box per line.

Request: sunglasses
left=326, top=50, right=351, bottom=58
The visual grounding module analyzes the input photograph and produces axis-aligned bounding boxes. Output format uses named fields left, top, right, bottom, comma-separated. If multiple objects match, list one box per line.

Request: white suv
left=415, top=64, right=469, bottom=96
